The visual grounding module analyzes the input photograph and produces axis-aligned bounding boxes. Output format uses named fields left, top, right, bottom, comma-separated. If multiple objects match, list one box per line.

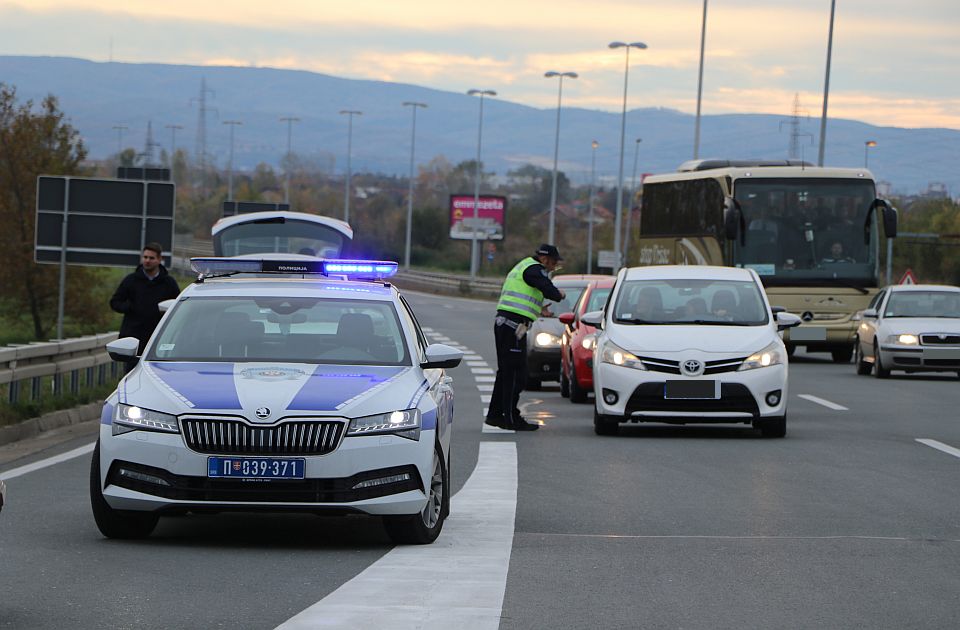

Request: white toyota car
left=92, top=257, right=460, bottom=544
left=583, top=265, right=801, bottom=438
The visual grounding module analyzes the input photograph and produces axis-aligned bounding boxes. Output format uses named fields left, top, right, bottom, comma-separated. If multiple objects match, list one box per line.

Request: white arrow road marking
left=277, top=442, right=518, bottom=630
left=916, top=439, right=960, bottom=460
left=0, top=443, right=95, bottom=481
left=797, top=394, right=849, bottom=411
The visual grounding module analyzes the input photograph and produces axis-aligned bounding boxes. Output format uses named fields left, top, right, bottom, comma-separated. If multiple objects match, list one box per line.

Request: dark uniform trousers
left=489, top=315, right=528, bottom=424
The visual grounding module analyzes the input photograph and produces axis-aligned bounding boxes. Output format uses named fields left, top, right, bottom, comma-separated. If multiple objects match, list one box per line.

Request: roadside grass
left=0, top=374, right=120, bottom=427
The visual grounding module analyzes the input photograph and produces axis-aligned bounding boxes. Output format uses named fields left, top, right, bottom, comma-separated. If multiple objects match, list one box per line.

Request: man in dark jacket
left=485, top=244, right=566, bottom=431
left=110, top=243, right=180, bottom=364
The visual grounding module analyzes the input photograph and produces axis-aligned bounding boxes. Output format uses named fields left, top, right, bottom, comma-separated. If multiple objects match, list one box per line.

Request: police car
left=92, top=257, right=461, bottom=544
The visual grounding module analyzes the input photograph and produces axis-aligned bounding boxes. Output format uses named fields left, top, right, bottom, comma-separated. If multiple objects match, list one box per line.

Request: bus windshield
left=734, top=178, right=877, bottom=285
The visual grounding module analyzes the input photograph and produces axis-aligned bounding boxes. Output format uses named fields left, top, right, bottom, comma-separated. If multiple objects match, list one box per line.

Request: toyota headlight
left=114, top=403, right=179, bottom=433
left=348, top=409, right=421, bottom=441
left=885, top=334, right=919, bottom=346
left=581, top=334, right=597, bottom=350
left=739, top=341, right=785, bottom=371
left=535, top=332, right=561, bottom=348
left=600, top=341, right=646, bottom=370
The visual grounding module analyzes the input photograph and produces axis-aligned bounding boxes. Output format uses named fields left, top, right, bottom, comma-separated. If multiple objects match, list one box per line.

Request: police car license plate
left=207, top=457, right=306, bottom=480
left=664, top=380, right=719, bottom=399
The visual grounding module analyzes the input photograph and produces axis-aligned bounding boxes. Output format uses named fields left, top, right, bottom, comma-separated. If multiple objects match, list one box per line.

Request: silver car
left=855, top=284, right=960, bottom=378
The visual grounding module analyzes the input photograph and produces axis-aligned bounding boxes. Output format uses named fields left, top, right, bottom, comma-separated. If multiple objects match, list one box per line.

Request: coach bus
left=212, top=211, right=354, bottom=259
left=637, top=160, right=898, bottom=362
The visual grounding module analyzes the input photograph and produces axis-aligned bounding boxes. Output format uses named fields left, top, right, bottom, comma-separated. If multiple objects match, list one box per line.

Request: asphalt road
left=1, top=289, right=958, bottom=629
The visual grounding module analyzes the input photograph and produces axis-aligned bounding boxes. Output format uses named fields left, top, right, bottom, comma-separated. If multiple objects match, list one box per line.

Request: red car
left=559, top=278, right=615, bottom=403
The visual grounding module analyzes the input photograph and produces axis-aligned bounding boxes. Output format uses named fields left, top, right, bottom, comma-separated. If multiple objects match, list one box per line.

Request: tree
left=0, top=84, right=112, bottom=339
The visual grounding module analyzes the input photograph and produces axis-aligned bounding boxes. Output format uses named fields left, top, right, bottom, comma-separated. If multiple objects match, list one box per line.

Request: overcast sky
left=2, top=0, right=958, bottom=129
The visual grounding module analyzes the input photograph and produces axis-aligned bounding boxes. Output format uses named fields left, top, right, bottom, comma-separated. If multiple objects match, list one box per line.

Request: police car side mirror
left=422, top=343, right=463, bottom=370
left=581, top=310, right=603, bottom=329
left=159, top=299, right=176, bottom=313
left=107, top=337, right=140, bottom=361
left=775, top=312, right=802, bottom=331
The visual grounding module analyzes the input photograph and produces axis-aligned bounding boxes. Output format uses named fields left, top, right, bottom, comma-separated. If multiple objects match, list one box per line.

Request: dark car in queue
left=559, top=278, right=616, bottom=403
left=526, top=274, right=612, bottom=389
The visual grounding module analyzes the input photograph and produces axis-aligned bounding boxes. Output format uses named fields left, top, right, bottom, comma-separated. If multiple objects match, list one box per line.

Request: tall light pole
left=864, top=140, right=877, bottom=168
left=609, top=41, right=647, bottom=270
left=817, top=0, right=837, bottom=167
left=340, top=110, right=362, bottom=223
left=112, top=124, right=128, bottom=154
left=467, top=89, right=496, bottom=279
left=223, top=120, right=242, bottom=201
left=588, top=140, right=599, bottom=274
left=279, top=116, right=300, bottom=204
left=623, top=138, right=642, bottom=264
left=165, top=124, right=183, bottom=160
left=545, top=71, right=578, bottom=245
left=693, top=0, right=709, bottom=159
left=403, top=101, right=428, bottom=270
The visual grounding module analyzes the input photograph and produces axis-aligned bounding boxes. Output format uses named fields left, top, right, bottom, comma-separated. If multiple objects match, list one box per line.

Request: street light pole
left=623, top=138, right=642, bottom=265
left=588, top=140, right=598, bottom=274
left=112, top=124, right=128, bottom=154
left=817, top=0, right=837, bottom=167
left=403, top=101, right=428, bottom=270
left=545, top=71, right=578, bottom=245
left=609, top=41, right=647, bottom=271
left=340, top=110, right=362, bottom=223
left=864, top=140, right=877, bottom=168
left=279, top=116, right=300, bottom=204
left=693, top=0, right=709, bottom=159
left=467, top=89, right=496, bottom=279
left=223, top=120, right=242, bottom=201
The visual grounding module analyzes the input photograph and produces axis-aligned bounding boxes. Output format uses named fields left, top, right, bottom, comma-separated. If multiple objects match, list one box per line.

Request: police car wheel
left=89, top=441, right=159, bottom=539
left=383, top=444, right=447, bottom=545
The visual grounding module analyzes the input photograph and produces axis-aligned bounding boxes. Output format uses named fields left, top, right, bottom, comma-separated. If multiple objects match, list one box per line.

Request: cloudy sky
left=1, top=0, right=958, bottom=129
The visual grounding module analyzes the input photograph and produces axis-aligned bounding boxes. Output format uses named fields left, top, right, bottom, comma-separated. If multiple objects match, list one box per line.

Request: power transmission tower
left=190, top=77, right=217, bottom=194
left=138, top=120, right=162, bottom=167
left=779, top=93, right=811, bottom=160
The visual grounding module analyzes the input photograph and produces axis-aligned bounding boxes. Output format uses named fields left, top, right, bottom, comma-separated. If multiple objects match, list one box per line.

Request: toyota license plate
left=207, top=457, right=306, bottom=479
left=664, top=380, right=719, bottom=399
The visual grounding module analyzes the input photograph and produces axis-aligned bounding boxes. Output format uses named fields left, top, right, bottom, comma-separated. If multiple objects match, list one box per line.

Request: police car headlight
left=600, top=341, right=645, bottom=370
left=114, top=404, right=179, bottom=433
left=348, top=409, right=421, bottom=441
left=535, top=332, right=561, bottom=348
left=885, top=333, right=919, bottom=346
left=739, top=341, right=784, bottom=371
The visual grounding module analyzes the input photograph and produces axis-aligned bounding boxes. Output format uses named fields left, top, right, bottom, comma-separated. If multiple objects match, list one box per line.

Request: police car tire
left=593, top=409, right=620, bottom=436
left=559, top=365, right=570, bottom=398
left=569, top=364, right=588, bottom=404
left=383, top=444, right=447, bottom=545
left=757, top=415, right=787, bottom=438
left=89, top=441, right=159, bottom=539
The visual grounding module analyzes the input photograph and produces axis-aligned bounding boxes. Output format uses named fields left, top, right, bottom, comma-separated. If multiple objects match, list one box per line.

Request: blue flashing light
left=190, top=257, right=398, bottom=280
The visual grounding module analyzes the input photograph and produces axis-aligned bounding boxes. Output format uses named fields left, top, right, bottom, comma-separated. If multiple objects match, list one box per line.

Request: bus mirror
left=867, top=199, right=898, bottom=243
left=723, top=198, right=743, bottom=243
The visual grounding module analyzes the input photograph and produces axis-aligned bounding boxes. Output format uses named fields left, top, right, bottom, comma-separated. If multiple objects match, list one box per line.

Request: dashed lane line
left=916, top=439, right=960, bottom=460
left=277, top=442, right=518, bottom=630
left=797, top=394, right=849, bottom=411
left=0, top=442, right=96, bottom=481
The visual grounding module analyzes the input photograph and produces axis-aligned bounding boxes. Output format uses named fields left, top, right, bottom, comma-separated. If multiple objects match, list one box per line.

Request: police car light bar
left=190, top=257, right=398, bottom=280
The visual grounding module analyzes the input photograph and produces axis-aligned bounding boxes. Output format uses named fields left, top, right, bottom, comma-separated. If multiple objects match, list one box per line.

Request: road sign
left=898, top=269, right=917, bottom=285
left=35, top=176, right=175, bottom=268
left=597, top=250, right=622, bottom=269
left=222, top=201, right=291, bottom=217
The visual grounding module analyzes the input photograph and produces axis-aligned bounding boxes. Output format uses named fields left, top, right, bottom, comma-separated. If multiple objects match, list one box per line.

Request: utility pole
left=280, top=116, right=300, bottom=205
left=190, top=77, right=217, bottom=194
left=339, top=110, right=362, bottom=223
left=223, top=120, right=242, bottom=201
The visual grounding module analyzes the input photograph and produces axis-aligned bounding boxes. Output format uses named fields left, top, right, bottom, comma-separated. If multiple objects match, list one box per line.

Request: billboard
left=449, top=194, right=506, bottom=241
left=35, top=176, right=175, bottom=268
left=222, top=201, right=291, bottom=217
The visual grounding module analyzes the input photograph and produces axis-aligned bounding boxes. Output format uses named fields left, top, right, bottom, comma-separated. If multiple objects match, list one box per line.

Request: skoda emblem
left=255, top=407, right=271, bottom=420
left=681, top=359, right=704, bottom=376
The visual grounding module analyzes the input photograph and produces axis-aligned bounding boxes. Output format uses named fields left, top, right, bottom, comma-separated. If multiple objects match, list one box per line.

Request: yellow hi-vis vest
left=496, top=257, right=544, bottom=321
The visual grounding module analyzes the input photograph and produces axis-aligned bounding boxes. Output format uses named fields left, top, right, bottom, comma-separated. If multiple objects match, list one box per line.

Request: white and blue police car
left=91, top=257, right=461, bottom=544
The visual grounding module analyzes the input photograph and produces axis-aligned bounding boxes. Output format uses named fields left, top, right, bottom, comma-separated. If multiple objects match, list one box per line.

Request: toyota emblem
left=681, top=359, right=704, bottom=376
left=255, top=407, right=271, bottom=420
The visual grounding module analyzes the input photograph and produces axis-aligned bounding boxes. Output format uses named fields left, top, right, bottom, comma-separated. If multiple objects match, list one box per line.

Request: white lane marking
left=482, top=422, right=515, bottom=434
left=442, top=304, right=454, bottom=309
left=916, top=439, right=960, bottom=460
left=474, top=376, right=496, bottom=383
left=480, top=395, right=491, bottom=403
left=277, top=442, right=518, bottom=630
left=471, top=367, right=494, bottom=375
left=477, top=385, right=494, bottom=392
left=466, top=361, right=487, bottom=367
left=421, top=327, right=434, bottom=333
left=797, top=394, right=849, bottom=411
left=0, top=442, right=96, bottom=481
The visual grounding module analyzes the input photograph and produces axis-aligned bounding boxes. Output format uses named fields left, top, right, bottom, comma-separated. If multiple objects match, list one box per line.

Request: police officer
left=110, top=243, right=180, bottom=369
left=485, top=244, right=566, bottom=431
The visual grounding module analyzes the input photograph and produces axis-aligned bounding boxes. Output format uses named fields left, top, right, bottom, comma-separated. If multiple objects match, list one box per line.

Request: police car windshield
left=147, top=297, right=411, bottom=365
left=613, top=279, right=769, bottom=326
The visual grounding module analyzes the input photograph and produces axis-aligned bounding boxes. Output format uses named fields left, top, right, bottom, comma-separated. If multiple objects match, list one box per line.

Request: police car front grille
left=180, top=417, right=345, bottom=455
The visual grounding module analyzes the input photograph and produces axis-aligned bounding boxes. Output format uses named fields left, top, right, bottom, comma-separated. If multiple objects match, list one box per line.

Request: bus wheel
left=785, top=344, right=796, bottom=357
left=831, top=346, right=853, bottom=363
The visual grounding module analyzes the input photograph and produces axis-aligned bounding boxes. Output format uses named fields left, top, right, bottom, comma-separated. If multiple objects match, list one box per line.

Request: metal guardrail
left=393, top=270, right=502, bottom=299
left=0, top=332, right=120, bottom=404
